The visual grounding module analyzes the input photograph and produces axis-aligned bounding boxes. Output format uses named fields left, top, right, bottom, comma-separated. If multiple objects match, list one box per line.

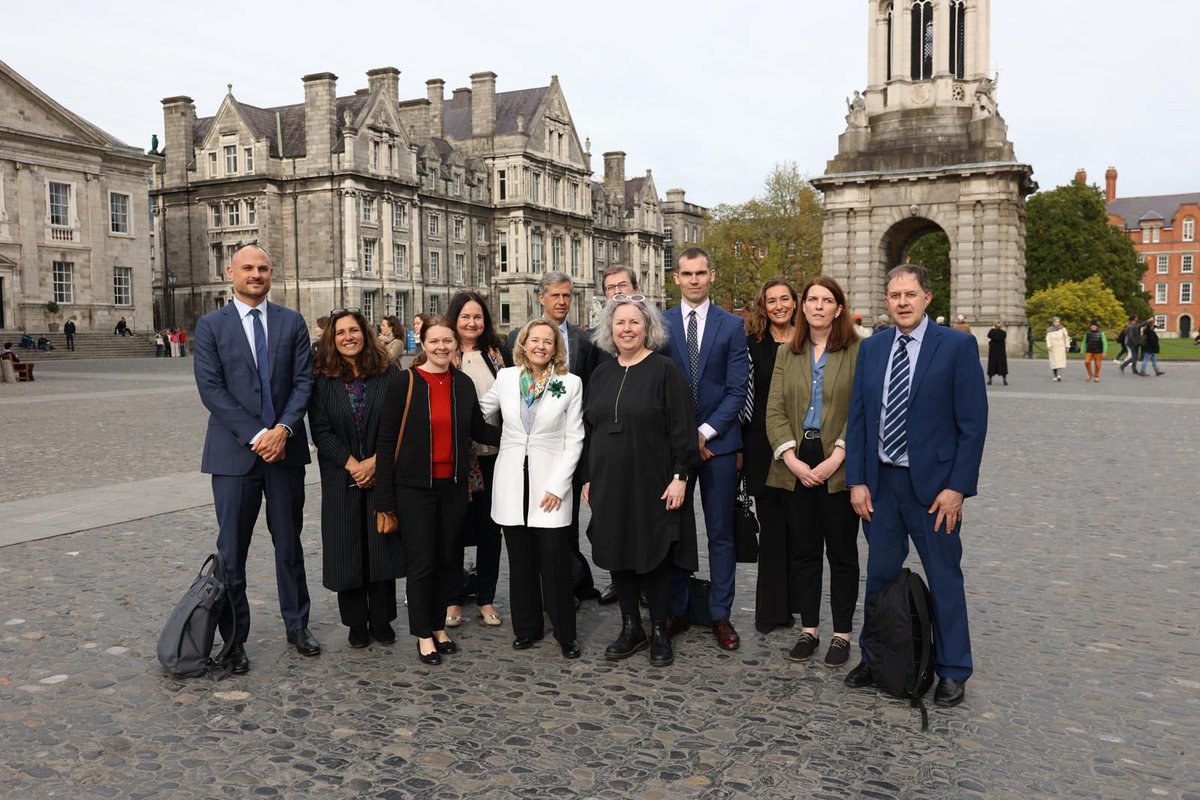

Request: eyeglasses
left=604, top=281, right=633, bottom=294
left=610, top=294, right=647, bottom=304
left=329, top=306, right=361, bottom=317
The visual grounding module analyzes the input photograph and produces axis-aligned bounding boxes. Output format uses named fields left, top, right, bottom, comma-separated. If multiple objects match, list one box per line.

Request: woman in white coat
left=1045, top=316, right=1070, bottom=381
left=479, top=319, right=584, bottom=659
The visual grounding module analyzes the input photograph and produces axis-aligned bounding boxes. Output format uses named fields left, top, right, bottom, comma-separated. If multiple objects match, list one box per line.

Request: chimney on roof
left=1105, top=166, right=1118, bottom=203
left=1074, top=168, right=1087, bottom=185
left=603, top=151, right=626, bottom=202
left=452, top=87, right=472, bottom=105
left=160, top=95, right=196, bottom=184
left=470, top=71, right=497, bottom=138
left=666, top=188, right=686, bottom=204
left=426, top=79, right=445, bottom=138
left=303, top=72, right=338, bottom=168
left=366, top=67, right=400, bottom=105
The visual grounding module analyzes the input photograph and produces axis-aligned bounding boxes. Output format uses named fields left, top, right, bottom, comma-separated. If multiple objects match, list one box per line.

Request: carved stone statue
left=845, top=90, right=868, bottom=129
left=973, top=73, right=998, bottom=119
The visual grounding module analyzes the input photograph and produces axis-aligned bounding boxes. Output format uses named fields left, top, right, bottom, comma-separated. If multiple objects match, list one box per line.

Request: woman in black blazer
left=375, top=319, right=500, bottom=664
left=308, top=308, right=404, bottom=649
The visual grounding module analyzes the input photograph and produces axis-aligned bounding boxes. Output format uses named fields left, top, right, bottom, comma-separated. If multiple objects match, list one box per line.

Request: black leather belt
left=802, top=429, right=821, bottom=440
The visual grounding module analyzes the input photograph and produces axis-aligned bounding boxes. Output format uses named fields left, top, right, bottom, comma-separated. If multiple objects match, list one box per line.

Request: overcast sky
left=5, top=0, right=1197, bottom=208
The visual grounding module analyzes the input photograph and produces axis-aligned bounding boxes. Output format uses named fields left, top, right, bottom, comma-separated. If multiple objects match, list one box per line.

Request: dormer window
left=244, top=147, right=255, bottom=174
left=208, top=152, right=219, bottom=178
left=224, top=145, right=238, bottom=174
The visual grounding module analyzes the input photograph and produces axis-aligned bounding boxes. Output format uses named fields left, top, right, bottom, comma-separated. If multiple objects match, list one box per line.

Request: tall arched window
left=886, top=2, right=894, bottom=81
left=949, top=1, right=967, bottom=79
left=910, top=1, right=934, bottom=80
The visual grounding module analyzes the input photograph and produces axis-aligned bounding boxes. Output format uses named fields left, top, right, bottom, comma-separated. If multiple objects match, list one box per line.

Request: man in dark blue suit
left=193, top=243, right=319, bottom=674
left=844, top=263, right=988, bottom=707
left=663, top=247, right=750, bottom=650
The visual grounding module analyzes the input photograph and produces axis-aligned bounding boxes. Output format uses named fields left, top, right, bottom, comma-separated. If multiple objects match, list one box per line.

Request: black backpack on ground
left=863, top=567, right=937, bottom=729
left=156, top=553, right=238, bottom=680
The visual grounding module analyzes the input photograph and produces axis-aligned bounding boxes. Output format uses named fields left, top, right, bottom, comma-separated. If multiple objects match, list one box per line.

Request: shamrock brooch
left=548, top=379, right=566, bottom=398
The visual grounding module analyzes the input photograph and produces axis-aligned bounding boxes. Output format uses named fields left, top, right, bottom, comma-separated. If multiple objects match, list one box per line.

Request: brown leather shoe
left=665, top=615, right=690, bottom=638
left=712, top=618, right=740, bottom=650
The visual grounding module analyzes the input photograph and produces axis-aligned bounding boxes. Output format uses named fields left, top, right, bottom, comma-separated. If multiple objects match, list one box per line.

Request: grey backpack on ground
left=156, top=553, right=237, bottom=680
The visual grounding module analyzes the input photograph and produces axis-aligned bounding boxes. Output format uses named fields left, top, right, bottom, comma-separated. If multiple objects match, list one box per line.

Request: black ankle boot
left=648, top=619, right=674, bottom=667
left=605, top=614, right=648, bottom=660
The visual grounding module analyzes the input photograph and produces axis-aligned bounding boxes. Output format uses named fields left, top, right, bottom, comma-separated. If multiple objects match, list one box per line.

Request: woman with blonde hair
left=479, top=318, right=584, bottom=657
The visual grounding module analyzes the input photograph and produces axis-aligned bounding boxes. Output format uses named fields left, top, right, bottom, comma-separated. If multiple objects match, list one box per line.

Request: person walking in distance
left=1081, top=320, right=1107, bottom=383
left=1119, top=315, right=1142, bottom=375
left=192, top=244, right=320, bottom=674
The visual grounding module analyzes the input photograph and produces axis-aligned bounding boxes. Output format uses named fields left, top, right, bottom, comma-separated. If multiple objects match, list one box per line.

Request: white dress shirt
left=878, top=314, right=929, bottom=467
left=231, top=296, right=286, bottom=442
left=681, top=298, right=718, bottom=442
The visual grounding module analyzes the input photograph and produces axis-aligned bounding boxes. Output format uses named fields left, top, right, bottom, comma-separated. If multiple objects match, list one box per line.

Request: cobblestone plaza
left=0, top=358, right=1196, bottom=798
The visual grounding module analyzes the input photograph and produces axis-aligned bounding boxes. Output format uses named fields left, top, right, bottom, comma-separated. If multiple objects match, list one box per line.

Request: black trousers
left=505, top=525, right=576, bottom=643
left=785, top=438, right=861, bottom=633
left=569, top=469, right=598, bottom=598
left=613, top=551, right=673, bottom=621
left=754, top=487, right=801, bottom=628
left=451, top=454, right=502, bottom=606
left=337, top=582, right=397, bottom=630
left=397, top=479, right=467, bottom=639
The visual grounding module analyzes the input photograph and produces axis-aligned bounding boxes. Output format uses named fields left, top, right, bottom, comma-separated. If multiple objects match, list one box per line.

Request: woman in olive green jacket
left=765, top=276, right=862, bottom=668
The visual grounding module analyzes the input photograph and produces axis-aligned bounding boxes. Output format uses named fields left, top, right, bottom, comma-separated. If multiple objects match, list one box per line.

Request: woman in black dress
left=986, top=321, right=1008, bottom=385
left=308, top=309, right=403, bottom=648
left=583, top=296, right=698, bottom=667
left=741, top=278, right=800, bottom=634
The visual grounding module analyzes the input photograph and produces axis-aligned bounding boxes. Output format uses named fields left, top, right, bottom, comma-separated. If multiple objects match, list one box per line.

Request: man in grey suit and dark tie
left=192, top=244, right=319, bottom=674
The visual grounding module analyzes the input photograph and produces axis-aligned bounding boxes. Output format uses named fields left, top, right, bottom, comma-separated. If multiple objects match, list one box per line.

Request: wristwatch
left=673, top=472, right=688, bottom=481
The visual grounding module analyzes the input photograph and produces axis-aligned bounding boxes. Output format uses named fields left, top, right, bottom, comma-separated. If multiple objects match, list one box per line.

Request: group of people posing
left=193, top=243, right=986, bottom=710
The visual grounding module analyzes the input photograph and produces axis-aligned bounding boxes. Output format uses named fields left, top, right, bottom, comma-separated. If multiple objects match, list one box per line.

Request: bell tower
left=814, top=0, right=1036, bottom=354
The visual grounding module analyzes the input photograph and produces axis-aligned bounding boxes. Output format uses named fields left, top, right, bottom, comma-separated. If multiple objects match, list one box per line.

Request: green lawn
left=1027, top=338, right=1200, bottom=361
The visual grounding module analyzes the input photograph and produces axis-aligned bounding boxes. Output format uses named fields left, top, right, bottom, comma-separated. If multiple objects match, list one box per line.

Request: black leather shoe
left=665, top=615, right=690, bottom=638
left=416, top=641, right=442, bottom=665
left=934, top=677, right=966, bottom=707
left=844, top=661, right=874, bottom=688
left=605, top=614, right=648, bottom=660
left=434, top=637, right=459, bottom=655
left=560, top=640, right=581, bottom=659
left=512, top=634, right=543, bottom=650
left=598, top=583, right=619, bottom=605
left=347, top=625, right=370, bottom=649
left=286, top=628, right=321, bottom=656
left=648, top=620, right=674, bottom=667
left=371, top=622, right=396, bottom=645
left=226, top=644, right=250, bottom=675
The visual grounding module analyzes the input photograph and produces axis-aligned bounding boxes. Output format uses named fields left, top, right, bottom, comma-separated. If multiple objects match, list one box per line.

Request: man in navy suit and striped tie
left=843, top=263, right=987, bottom=707
left=193, top=244, right=319, bottom=674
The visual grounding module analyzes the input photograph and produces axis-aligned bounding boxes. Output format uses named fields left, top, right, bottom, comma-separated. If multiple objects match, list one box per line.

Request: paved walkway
left=0, top=358, right=1196, bottom=798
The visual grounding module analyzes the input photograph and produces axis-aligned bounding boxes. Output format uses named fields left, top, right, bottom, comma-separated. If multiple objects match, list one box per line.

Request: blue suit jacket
left=662, top=302, right=750, bottom=457
left=845, top=318, right=987, bottom=506
left=194, top=301, right=313, bottom=476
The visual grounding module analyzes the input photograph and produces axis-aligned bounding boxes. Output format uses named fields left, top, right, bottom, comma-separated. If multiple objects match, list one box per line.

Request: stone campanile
left=813, top=0, right=1036, bottom=354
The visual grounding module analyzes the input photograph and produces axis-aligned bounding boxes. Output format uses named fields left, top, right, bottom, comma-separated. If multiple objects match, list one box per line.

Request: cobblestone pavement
left=0, top=358, right=1197, bottom=799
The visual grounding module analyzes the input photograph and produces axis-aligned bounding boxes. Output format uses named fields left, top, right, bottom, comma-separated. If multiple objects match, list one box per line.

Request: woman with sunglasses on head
left=308, top=308, right=404, bottom=649
left=765, top=276, right=861, bottom=668
left=443, top=291, right=511, bottom=631
left=375, top=318, right=500, bottom=664
left=741, top=277, right=802, bottom=636
left=478, top=318, right=584, bottom=658
left=582, top=295, right=699, bottom=667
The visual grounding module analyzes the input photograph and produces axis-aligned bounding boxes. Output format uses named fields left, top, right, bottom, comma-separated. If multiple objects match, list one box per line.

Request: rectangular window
left=1157, top=255, right=1169, bottom=274
left=113, top=266, right=132, bottom=306
left=532, top=232, right=543, bottom=269
left=498, top=169, right=507, bottom=200
left=363, top=238, right=376, bottom=273
left=1153, top=227, right=1161, bottom=243
left=551, top=235, right=563, bottom=268
left=501, top=303, right=511, bottom=326
left=1181, top=283, right=1193, bottom=304
left=1184, top=218, right=1196, bottom=242
left=393, top=243, right=406, bottom=276
left=453, top=217, right=464, bottom=240
left=227, top=201, right=240, bottom=227
left=244, top=147, right=254, bottom=173
left=429, top=295, right=441, bottom=314
left=211, top=203, right=222, bottom=228
left=224, top=145, right=238, bottom=174
left=568, top=182, right=577, bottom=210
left=1156, top=314, right=1168, bottom=330
left=109, top=192, right=130, bottom=234
left=498, top=232, right=508, bottom=273
left=455, top=253, right=465, bottom=283
left=371, top=141, right=380, bottom=170
left=362, top=290, right=376, bottom=322
left=452, top=176, right=461, bottom=196
left=212, top=243, right=224, bottom=274
left=477, top=222, right=487, bottom=243
left=208, top=152, right=218, bottom=177
left=429, top=251, right=440, bottom=281
left=226, top=243, right=238, bottom=262
left=52, top=261, right=74, bottom=304
left=49, top=182, right=71, bottom=227
left=531, top=173, right=541, bottom=203
left=362, top=197, right=374, bottom=224
left=393, top=202, right=408, bottom=229
left=429, top=214, right=440, bottom=237
left=388, top=144, right=396, bottom=173
left=552, top=177, right=561, bottom=207
left=477, top=255, right=487, bottom=287
left=1183, top=254, right=1194, bottom=273
left=570, top=238, right=581, bottom=276
left=1156, top=283, right=1169, bottom=304
left=246, top=199, right=256, bottom=225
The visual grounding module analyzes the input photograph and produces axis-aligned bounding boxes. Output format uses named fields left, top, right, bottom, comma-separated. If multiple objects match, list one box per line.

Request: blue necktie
left=882, top=335, right=912, bottom=462
left=250, top=308, right=276, bottom=427
left=687, top=309, right=700, bottom=409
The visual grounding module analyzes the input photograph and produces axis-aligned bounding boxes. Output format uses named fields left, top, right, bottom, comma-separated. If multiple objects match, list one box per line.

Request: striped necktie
left=882, top=334, right=912, bottom=462
left=686, top=309, right=700, bottom=409
left=250, top=308, right=276, bottom=427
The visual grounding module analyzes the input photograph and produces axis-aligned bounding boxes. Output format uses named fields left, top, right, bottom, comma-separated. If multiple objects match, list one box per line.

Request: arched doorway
left=878, top=217, right=952, bottom=323
left=1180, top=314, right=1192, bottom=339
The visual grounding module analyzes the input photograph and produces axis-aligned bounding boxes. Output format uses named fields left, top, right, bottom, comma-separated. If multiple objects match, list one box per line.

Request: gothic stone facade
left=155, top=69, right=677, bottom=333
left=812, top=0, right=1035, bottom=354
left=0, top=59, right=155, bottom=333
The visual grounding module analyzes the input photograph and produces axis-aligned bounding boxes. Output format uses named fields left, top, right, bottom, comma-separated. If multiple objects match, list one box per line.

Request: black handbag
left=734, top=474, right=759, bottom=563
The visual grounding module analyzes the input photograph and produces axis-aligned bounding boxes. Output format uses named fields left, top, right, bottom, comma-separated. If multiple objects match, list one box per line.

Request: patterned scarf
left=519, top=368, right=551, bottom=407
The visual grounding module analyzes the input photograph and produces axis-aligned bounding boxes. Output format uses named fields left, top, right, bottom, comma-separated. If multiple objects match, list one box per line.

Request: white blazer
left=479, top=367, right=584, bottom=529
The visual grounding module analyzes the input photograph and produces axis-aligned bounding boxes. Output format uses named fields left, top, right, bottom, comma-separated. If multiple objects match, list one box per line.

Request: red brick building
left=1100, top=167, right=1200, bottom=338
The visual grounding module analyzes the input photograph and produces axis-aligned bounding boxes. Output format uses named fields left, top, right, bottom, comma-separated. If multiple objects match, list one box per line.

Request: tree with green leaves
left=690, top=161, right=823, bottom=309
left=905, top=231, right=951, bottom=321
left=1025, top=181, right=1150, bottom=318
left=1025, top=275, right=1127, bottom=342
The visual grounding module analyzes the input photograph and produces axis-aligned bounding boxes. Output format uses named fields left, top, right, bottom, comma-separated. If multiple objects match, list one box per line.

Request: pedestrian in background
left=1139, top=320, right=1165, bottom=377
left=986, top=321, right=1008, bottom=385
left=1082, top=320, right=1107, bottom=383
left=379, top=315, right=404, bottom=365
left=952, top=314, right=971, bottom=335
left=1119, top=315, right=1142, bottom=375
left=155, top=331, right=165, bottom=358
left=1045, top=317, right=1069, bottom=382
left=64, top=318, right=76, bottom=351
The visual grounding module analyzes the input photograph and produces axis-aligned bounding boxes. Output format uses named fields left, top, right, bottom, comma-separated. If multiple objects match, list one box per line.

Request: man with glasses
left=662, top=247, right=750, bottom=650
left=193, top=243, right=319, bottom=674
